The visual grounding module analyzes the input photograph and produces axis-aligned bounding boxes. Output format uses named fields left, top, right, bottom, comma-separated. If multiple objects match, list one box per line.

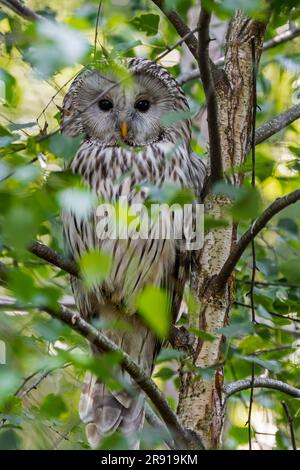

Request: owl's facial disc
left=95, top=88, right=165, bottom=147
left=71, top=69, right=180, bottom=147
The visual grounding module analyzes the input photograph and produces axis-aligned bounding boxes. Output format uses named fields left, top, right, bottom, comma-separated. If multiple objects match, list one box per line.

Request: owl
left=61, top=58, right=206, bottom=449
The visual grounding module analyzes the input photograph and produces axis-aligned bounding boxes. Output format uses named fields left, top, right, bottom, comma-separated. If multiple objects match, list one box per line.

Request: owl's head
left=62, top=58, right=191, bottom=148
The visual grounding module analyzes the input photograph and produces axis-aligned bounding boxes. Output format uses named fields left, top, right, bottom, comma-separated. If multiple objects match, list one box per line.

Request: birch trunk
left=177, top=11, right=268, bottom=449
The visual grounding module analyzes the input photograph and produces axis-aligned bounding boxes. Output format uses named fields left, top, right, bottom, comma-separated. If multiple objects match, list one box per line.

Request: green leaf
left=136, top=286, right=171, bottom=339
left=209, top=0, right=269, bottom=20
left=64, top=351, right=124, bottom=390
left=288, top=146, right=300, bottom=158
left=0, top=124, right=13, bottom=136
left=218, top=322, right=255, bottom=339
left=237, top=335, right=270, bottom=354
left=160, top=110, right=194, bottom=127
left=99, top=432, right=129, bottom=450
left=0, top=135, right=16, bottom=148
left=0, top=430, right=20, bottom=450
left=155, top=348, right=185, bottom=363
left=40, top=394, right=67, bottom=418
left=278, top=218, right=299, bottom=237
left=46, top=133, right=82, bottom=161
left=0, top=68, right=17, bottom=106
left=8, top=122, right=36, bottom=131
left=204, top=215, right=229, bottom=230
left=79, top=250, right=112, bottom=288
left=7, top=269, right=36, bottom=304
left=58, top=187, right=97, bottom=220
left=1, top=396, right=22, bottom=418
left=0, top=369, right=21, bottom=402
left=154, top=366, right=175, bottom=380
left=239, top=354, right=281, bottom=373
left=280, top=259, right=300, bottom=283
left=22, top=21, right=90, bottom=78
left=129, top=14, right=160, bottom=36
left=190, top=327, right=215, bottom=342
left=34, top=317, right=67, bottom=342
left=112, top=39, right=142, bottom=55
left=213, top=182, right=262, bottom=221
left=3, top=205, right=39, bottom=251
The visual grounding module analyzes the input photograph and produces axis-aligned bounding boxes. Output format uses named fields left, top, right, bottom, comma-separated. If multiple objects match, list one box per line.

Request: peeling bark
left=177, top=11, right=268, bottom=449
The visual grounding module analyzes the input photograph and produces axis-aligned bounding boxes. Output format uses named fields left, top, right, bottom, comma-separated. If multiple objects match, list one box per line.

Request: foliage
left=0, top=0, right=300, bottom=451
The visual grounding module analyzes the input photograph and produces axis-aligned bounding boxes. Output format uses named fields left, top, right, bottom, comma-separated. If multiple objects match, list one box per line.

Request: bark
left=177, top=11, right=267, bottom=449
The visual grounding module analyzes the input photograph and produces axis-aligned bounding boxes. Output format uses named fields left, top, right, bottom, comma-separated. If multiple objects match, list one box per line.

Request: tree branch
left=223, top=377, right=300, bottom=399
left=198, top=2, right=222, bottom=184
left=213, top=188, right=300, bottom=292
left=281, top=401, right=297, bottom=450
left=151, top=0, right=198, bottom=59
left=43, top=304, right=203, bottom=450
left=255, top=104, right=300, bottom=145
left=263, top=26, right=300, bottom=51
left=144, top=403, right=175, bottom=450
left=178, top=27, right=300, bottom=85
left=235, top=301, right=300, bottom=325
left=28, top=240, right=79, bottom=277
left=0, top=0, right=42, bottom=21
left=155, top=26, right=200, bottom=63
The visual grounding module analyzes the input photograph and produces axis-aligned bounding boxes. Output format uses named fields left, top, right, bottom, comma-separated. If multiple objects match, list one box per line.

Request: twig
left=255, top=104, right=300, bottom=145
left=246, top=39, right=258, bottom=450
left=223, top=377, right=300, bottom=399
left=14, top=370, right=40, bottom=396
left=213, top=188, right=300, bottom=292
left=281, top=401, right=297, bottom=450
left=198, top=2, right=222, bottom=184
left=235, top=301, right=300, bottom=324
left=144, top=402, right=175, bottom=450
left=263, top=27, right=300, bottom=51
left=18, top=364, right=71, bottom=399
left=0, top=298, right=198, bottom=448
left=249, top=36, right=257, bottom=325
left=254, top=344, right=297, bottom=355
left=0, top=0, right=42, bottom=21
left=28, top=241, right=79, bottom=277
left=246, top=362, right=255, bottom=450
left=42, top=305, right=203, bottom=450
left=178, top=27, right=300, bottom=85
left=0, top=291, right=193, bottom=355
left=94, top=1, right=102, bottom=59
left=151, top=0, right=198, bottom=59
left=236, top=279, right=300, bottom=289
left=155, top=26, right=199, bottom=63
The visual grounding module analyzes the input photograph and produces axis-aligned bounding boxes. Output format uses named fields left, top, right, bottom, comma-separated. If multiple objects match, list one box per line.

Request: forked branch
left=151, top=0, right=198, bottom=59
left=213, top=188, right=300, bottom=292
left=44, top=305, right=203, bottom=449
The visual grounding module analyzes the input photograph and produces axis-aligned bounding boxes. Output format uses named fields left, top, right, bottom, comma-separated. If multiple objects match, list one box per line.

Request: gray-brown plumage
left=61, top=58, right=206, bottom=449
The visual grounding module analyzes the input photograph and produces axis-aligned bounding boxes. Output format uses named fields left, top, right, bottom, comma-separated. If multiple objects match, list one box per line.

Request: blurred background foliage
left=0, top=0, right=300, bottom=450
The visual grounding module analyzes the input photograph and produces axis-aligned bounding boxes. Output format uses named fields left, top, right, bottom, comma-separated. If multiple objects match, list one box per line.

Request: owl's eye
left=98, top=99, right=113, bottom=111
left=135, top=100, right=150, bottom=112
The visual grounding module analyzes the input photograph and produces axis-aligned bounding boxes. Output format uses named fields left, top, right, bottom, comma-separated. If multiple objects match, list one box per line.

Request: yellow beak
left=120, top=121, right=128, bottom=140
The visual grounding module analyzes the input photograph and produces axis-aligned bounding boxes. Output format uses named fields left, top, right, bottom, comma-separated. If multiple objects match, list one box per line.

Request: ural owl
left=61, top=58, right=206, bottom=449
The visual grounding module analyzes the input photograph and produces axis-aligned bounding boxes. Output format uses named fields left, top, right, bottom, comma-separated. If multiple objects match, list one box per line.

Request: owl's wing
left=189, top=152, right=208, bottom=201
left=166, top=153, right=207, bottom=324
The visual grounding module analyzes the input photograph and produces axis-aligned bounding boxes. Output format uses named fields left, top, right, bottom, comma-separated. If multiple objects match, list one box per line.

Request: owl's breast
left=71, top=139, right=192, bottom=198
left=64, top=139, right=193, bottom=310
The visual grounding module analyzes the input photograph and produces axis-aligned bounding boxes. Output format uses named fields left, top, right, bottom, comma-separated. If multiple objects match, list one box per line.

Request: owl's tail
left=78, top=306, right=157, bottom=450
left=79, top=372, right=145, bottom=449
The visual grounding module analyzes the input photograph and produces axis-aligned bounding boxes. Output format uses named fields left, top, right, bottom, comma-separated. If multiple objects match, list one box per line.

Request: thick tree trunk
left=177, top=11, right=267, bottom=449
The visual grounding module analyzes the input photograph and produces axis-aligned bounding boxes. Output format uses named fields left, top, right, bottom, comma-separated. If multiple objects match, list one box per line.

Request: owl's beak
left=120, top=121, right=128, bottom=140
